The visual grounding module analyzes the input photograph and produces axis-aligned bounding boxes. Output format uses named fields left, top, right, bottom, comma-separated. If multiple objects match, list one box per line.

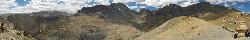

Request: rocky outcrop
left=0, top=17, right=33, bottom=40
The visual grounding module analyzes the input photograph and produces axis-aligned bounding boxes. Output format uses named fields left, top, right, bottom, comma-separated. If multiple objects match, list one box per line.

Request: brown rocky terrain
left=0, top=17, right=33, bottom=40
left=135, top=16, right=236, bottom=40
left=0, top=2, right=250, bottom=40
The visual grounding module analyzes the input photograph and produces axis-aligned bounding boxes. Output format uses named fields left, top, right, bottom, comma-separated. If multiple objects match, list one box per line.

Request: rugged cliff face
left=0, top=2, right=249, bottom=40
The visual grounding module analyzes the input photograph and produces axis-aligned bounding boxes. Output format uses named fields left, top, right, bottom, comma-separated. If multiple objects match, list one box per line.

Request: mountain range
left=0, top=2, right=250, bottom=40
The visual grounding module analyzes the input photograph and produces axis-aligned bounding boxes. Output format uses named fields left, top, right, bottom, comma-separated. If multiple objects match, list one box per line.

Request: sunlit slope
left=135, top=16, right=236, bottom=40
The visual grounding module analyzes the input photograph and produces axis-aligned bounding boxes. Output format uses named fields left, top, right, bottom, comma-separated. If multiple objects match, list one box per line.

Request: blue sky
left=231, top=2, right=250, bottom=13
left=15, top=0, right=31, bottom=6
left=10, top=0, right=250, bottom=13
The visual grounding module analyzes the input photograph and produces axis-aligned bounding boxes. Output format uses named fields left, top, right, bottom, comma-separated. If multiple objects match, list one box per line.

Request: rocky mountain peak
left=76, top=5, right=110, bottom=13
left=109, top=3, right=130, bottom=11
left=76, top=3, right=130, bottom=14
left=75, top=3, right=136, bottom=25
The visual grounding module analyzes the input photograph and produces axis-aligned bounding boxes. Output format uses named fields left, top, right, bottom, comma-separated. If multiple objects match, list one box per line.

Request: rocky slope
left=0, top=17, right=33, bottom=40
left=0, top=2, right=249, bottom=40
left=135, top=16, right=235, bottom=40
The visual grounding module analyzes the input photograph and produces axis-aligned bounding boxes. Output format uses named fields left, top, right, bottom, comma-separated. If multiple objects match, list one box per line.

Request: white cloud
left=95, top=0, right=110, bottom=5
left=1, top=0, right=90, bottom=14
left=0, top=0, right=18, bottom=14
left=113, top=0, right=144, bottom=3
left=206, top=0, right=249, bottom=4
left=178, top=1, right=198, bottom=7
left=0, top=0, right=249, bottom=14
